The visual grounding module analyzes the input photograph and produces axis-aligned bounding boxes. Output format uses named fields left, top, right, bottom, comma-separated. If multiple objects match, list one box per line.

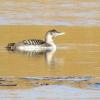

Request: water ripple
left=0, top=0, right=100, bottom=26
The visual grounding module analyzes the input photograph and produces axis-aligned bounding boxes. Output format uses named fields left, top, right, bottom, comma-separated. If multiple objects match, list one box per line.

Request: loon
left=6, top=29, right=64, bottom=52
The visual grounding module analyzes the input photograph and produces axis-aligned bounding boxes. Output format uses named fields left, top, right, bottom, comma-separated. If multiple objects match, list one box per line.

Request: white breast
left=16, top=45, right=53, bottom=52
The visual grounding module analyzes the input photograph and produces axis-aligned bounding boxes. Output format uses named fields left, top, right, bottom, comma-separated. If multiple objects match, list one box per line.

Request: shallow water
left=0, top=26, right=100, bottom=100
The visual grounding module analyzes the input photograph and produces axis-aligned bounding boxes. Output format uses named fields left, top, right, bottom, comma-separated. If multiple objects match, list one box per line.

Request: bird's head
left=47, top=29, right=64, bottom=38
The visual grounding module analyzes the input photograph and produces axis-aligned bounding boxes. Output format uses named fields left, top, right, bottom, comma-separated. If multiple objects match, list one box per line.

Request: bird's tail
left=6, top=43, right=15, bottom=51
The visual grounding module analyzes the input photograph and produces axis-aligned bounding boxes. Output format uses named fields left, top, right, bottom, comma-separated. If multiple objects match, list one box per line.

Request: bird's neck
left=45, top=33, right=56, bottom=48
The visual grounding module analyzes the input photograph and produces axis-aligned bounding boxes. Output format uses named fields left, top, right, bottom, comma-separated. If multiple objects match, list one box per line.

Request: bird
left=6, top=29, right=64, bottom=52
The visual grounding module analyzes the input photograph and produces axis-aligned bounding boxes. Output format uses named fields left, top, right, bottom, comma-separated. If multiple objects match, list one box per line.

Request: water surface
left=0, top=0, right=100, bottom=99
left=0, top=0, right=100, bottom=26
left=0, top=26, right=100, bottom=100
left=0, top=26, right=100, bottom=77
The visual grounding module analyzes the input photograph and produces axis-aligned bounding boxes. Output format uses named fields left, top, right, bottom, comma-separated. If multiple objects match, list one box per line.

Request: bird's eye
left=51, top=32, right=54, bottom=35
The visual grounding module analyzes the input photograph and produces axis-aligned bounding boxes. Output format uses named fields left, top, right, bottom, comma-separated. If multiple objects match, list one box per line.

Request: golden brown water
left=0, top=26, right=100, bottom=99
left=0, top=26, right=100, bottom=77
left=0, top=0, right=100, bottom=99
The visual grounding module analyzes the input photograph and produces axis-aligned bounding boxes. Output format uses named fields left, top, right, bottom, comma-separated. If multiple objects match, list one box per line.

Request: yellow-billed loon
left=6, top=29, right=64, bottom=52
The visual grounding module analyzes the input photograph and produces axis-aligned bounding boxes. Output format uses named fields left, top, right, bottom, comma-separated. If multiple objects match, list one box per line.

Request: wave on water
left=0, top=0, right=99, bottom=26
left=57, top=43, right=100, bottom=50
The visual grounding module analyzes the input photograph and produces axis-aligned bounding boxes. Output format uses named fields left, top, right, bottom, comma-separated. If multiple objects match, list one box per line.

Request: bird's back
left=23, top=39, right=45, bottom=45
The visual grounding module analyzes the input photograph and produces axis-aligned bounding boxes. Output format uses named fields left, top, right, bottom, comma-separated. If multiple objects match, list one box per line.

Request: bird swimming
left=6, top=29, right=64, bottom=52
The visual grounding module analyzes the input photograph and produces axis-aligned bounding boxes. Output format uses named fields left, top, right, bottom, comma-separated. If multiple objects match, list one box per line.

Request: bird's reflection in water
left=45, top=48, right=56, bottom=66
left=7, top=47, right=57, bottom=66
